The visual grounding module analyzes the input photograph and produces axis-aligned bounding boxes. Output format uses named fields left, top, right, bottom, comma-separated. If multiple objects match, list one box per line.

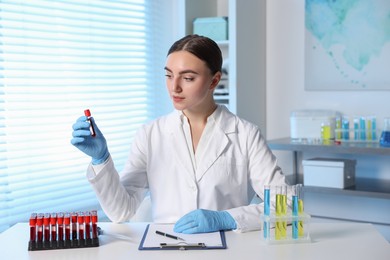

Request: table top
left=0, top=222, right=389, bottom=260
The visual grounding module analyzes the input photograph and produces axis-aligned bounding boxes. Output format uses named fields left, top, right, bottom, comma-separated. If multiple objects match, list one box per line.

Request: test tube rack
left=28, top=211, right=100, bottom=251
left=261, top=184, right=311, bottom=244
left=260, top=212, right=311, bottom=244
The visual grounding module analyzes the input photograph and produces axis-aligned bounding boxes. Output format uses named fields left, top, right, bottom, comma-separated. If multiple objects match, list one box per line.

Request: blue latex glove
left=174, top=209, right=237, bottom=234
left=71, top=115, right=109, bottom=165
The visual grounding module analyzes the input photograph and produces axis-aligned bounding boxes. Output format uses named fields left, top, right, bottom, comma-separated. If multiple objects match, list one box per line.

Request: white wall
left=266, top=1, right=390, bottom=241
left=266, top=1, right=390, bottom=140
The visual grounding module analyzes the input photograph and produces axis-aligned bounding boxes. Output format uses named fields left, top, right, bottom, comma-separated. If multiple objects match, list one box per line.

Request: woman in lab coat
left=71, top=35, right=290, bottom=233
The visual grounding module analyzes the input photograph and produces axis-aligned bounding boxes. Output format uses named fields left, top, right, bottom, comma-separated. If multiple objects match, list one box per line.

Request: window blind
left=0, top=0, right=170, bottom=232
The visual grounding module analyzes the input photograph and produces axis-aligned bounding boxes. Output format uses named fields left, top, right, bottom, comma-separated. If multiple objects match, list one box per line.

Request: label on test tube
left=84, top=109, right=96, bottom=137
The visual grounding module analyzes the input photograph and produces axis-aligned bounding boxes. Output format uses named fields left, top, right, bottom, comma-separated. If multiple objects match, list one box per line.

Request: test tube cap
left=64, top=213, right=71, bottom=225
left=84, top=211, right=91, bottom=223
left=57, top=212, right=64, bottom=225
left=71, top=212, right=78, bottom=223
left=84, top=109, right=91, bottom=117
left=78, top=213, right=85, bottom=224
left=29, top=213, right=37, bottom=226
left=50, top=213, right=57, bottom=225
left=43, top=213, right=50, bottom=225
left=91, top=210, right=98, bottom=223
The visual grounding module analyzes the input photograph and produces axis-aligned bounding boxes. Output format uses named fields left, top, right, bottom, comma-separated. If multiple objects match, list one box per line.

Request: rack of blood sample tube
left=28, top=210, right=100, bottom=251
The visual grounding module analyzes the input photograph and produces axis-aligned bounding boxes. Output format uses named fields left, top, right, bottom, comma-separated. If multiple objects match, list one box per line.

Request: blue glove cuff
left=221, top=211, right=237, bottom=230
left=91, top=149, right=110, bottom=165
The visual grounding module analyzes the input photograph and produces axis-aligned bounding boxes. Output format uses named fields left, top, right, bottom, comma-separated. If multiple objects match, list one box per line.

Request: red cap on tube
left=50, top=213, right=57, bottom=225
left=37, top=213, right=44, bottom=226
left=43, top=213, right=50, bottom=226
left=71, top=212, right=77, bottom=223
left=91, top=210, right=98, bottom=224
left=57, top=212, right=64, bottom=225
left=64, top=213, right=71, bottom=225
left=29, top=213, right=37, bottom=226
left=84, top=212, right=91, bottom=223
left=84, top=109, right=91, bottom=117
left=78, top=213, right=85, bottom=224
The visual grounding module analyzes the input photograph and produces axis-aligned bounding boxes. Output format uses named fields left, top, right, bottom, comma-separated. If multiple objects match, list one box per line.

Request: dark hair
left=167, top=34, right=222, bottom=75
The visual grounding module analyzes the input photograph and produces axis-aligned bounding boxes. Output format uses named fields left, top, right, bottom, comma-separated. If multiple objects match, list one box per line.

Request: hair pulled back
left=167, top=34, right=222, bottom=75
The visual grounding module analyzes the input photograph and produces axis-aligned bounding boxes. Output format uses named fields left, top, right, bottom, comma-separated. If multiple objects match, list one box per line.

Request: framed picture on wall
left=304, top=0, right=390, bottom=90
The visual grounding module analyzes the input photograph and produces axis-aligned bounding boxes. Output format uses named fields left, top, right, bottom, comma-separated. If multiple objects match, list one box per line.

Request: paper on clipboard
left=139, top=223, right=226, bottom=250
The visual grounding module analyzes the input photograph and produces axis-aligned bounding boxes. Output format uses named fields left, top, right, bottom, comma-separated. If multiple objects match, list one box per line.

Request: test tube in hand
left=84, top=109, right=96, bottom=137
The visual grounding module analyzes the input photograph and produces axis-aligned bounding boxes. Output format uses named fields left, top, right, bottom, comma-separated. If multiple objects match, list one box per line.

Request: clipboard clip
left=160, top=242, right=206, bottom=251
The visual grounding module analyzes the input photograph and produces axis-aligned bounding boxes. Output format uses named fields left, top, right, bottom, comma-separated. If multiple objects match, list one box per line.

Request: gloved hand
left=174, top=209, right=237, bottom=234
left=71, top=115, right=110, bottom=165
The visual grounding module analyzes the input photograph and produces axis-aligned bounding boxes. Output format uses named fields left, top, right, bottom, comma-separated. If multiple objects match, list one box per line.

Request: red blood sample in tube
left=71, top=212, right=78, bottom=240
left=91, top=210, right=98, bottom=239
left=78, top=212, right=85, bottom=240
left=37, top=213, right=44, bottom=241
left=84, top=109, right=96, bottom=137
left=84, top=211, right=91, bottom=239
left=64, top=213, right=71, bottom=240
left=50, top=213, right=57, bottom=241
left=29, top=213, right=37, bottom=242
left=43, top=213, right=51, bottom=242
left=57, top=212, right=64, bottom=241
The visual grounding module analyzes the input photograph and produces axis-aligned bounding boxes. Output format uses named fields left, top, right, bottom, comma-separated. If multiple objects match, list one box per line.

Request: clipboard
left=138, top=224, right=227, bottom=250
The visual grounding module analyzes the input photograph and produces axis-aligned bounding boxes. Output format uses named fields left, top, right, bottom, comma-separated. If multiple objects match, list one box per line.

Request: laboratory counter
left=0, top=222, right=389, bottom=260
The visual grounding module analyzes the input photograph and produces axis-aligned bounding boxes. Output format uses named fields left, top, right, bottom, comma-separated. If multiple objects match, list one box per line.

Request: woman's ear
left=210, top=71, right=222, bottom=90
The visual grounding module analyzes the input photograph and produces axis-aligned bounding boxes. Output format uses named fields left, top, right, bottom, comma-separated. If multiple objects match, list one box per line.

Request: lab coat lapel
left=195, top=107, right=236, bottom=182
left=167, top=113, right=196, bottom=181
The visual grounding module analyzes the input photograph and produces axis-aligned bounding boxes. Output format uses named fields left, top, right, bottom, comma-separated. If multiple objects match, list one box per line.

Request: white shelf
left=182, top=0, right=235, bottom=113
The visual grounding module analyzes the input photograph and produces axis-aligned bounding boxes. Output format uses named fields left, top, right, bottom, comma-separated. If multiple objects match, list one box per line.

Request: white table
left=0, top=222, right=389, bottom=260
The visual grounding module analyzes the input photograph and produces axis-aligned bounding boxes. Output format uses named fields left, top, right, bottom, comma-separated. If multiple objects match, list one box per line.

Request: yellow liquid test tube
left=275, top=186, right=283, bottom=240
left=281, top=186, right=287, bottom=239
left=298, top=199, right=304, bottom=237
left=367, top=118, right=372, bottom=140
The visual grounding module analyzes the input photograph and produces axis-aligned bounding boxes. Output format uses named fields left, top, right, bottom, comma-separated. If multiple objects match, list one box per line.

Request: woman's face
left=164, top=50, right=220, bottom=112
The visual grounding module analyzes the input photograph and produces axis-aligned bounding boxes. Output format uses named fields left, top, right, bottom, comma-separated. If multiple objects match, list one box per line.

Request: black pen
left=155, top=230, right=185, bottom=241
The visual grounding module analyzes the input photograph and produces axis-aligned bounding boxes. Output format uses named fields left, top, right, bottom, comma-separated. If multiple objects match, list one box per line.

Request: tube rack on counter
left=28, top=210, right=100, bottom=251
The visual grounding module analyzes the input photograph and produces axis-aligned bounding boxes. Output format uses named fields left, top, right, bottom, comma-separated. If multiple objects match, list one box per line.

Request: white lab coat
left=87, top=105, right=289, bottom=232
